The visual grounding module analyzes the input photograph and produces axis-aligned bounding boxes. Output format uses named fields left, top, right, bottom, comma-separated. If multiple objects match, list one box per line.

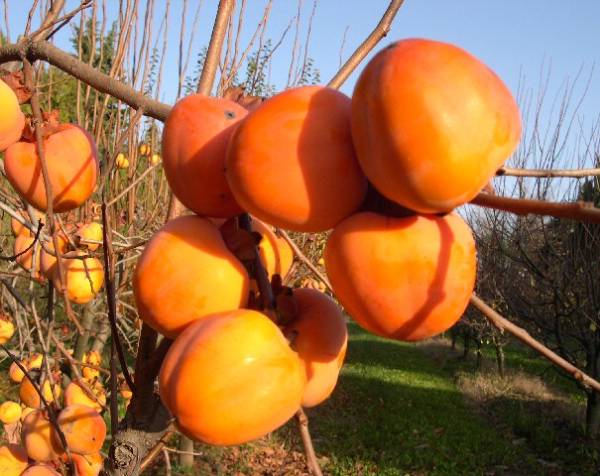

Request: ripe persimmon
left=11, top=209, right=44, bottom=237
left=351, top=38, right=521, bottom=213
left=21, top=410, right=63, bottom=462
left=40, top=233, right=69, bottom=280
left=0, top=79, right=25, bottom=151
left=0, top=314, right=15, bottom=344
left=286, top=288, right=348, bottom=407
left=159, top=309, right=306, bottom=445
left=4, top=124, right=98, bottom=212
left=14, top=235, right=44, bottom=281
left=57, top=404, right=106, bottom=455
left=324, top=212, right=476, bottom=341
left=75, top=222, right=102, bottom=251
left=71, top=452, right=103, bottom=476
left=134, top=216, right=249, bottom=338
left=226, top=85, right=367, bottom=232
left=20, top=465, right=61, bottom=476
left=64, top=379, right=105, bottom=413
left=0, top=444, right=29, bottom=475
left=162, top=95, right=247, bottom=218
left=54, top=254, right=104, bottom=304
left=0, top=401, right=22, bottom=424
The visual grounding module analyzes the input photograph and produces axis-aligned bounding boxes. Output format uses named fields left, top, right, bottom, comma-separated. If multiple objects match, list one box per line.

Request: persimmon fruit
left=0, top=401, right=22, bottom=424
left=159, top=309, right=306, bottom=445
left=324, top=212, right=477, bottom=341
left=134, top=215, right=249, bottom=338
left=21, top=465, right=61, bottom=476
left=0, top=79, right=25, bottom=151
left=4, top=124, right=98, bottom=212
left=11, top=209, right=44, bottom=237
left=71, top=452, right=103, bottom=476
left=0, top=444, right=29, bottom=476
left=21, top=410, right=63, bottom=462
left=286, top=288, right=348, bottom=407
left=57, top=404, right=106, bottom=455
left=64, top=379, right=105, bottom=413
left=76, top=222, right=102, bottom=251
left=55, top=254, right=104, bottom=304
left=226, top=85, right=367, bottom=232
left=0, top=314, right=15, bottom=344
left=162, top=94, right=247, bottom=218
left=351, top=38, right=521, bottom=213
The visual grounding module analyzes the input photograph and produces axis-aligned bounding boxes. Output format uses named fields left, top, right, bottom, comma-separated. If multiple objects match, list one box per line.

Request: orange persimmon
left=286, top=288, right=347, bottom=407
left=324, top=212, right=477, bottom=341
left=4, top=124, right=98, bottom=212
left=159, top=309, right=306, bottom=445
left=351, top=38, right=521, bottom=213
left=134, top=215, right=249, bottom=338
left=0, top=444, right=29, bottom=475
left=0, top=79, right=25, bottom=151
left=57, top=404, right=106, bottom=455
left=21, top=410, right=63, bottom=462
left=226, top=85, right=367, bottom=232
left=162, top=95, right=247, bottom=218
left=71, top=452, right=103, bottom=476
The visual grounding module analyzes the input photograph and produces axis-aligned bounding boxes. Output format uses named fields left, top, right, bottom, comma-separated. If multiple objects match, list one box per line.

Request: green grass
left=304, top=323, right=539, bottom=475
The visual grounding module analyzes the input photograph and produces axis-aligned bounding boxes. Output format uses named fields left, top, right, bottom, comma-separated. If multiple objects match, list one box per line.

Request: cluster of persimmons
left=0, top=72, right=119, bottom=475
left=0, top=35, right=522, bottom=469
left=134, top=37, right=522, bottom=447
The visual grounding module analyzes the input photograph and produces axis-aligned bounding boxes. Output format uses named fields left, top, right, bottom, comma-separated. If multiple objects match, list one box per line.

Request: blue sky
left=6, top=1, right=600, bottom=154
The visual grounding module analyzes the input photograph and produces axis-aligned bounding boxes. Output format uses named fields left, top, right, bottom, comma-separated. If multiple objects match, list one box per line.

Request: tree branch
left=327, top=0, right=405, bottom=89
left=0, top=40, right=171, bottom=121
left=470, top=192, right=600, bottom=224
left=470, top=293, right=600, bottom=393
left=196, top=0, right=235, bottom=95
left=497, top=166, right=600, bottom=178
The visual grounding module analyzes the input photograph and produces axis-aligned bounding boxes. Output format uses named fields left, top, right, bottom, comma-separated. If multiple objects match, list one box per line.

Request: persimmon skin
left=21, top=410, right=64, bottom=462
left=134, top=216, right=249, bottom=338
left=159, top=309, right=306, bottom=446
left=351, top=38, right=522, bottom=213
left=226, top=85, right=367, bottom=232
left=0, top=444, right=29, bottom=476
left=21, top=465, right=61, bottom=476
left=64, top=379, right=105, bottom=413
left=11, top=209, right=44, bottom=237
left=4, top=124, right=98, bottom=212
left=247, top=219, right=293, bottom=278
left=0, top=401, right=22, bottom=424
left=57, top=404, right=106, bottom=455
left=162, top=95, right=247, bottom=218
left=0, top=79, right=25, bottom=151
left=324, top=212, right=476, bottom=341
left=287, top=288, right=348, bottom=408
left=54, top=255, right=104, bottom=304
left=14, top=235, right=44, bottom=281
left=71, top=452, right=103, bottom=476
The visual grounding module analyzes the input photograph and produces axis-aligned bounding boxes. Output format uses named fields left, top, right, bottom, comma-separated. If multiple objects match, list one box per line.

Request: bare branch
left=497, top=166, right=600, bottom=178
left=327, top=0, right=404, bottom=89
left=470, top=293, right=600, bottom=393
left=470, top=192, right=600, bottom=224
left=296, top=408, right=323, bottom=476
left=196, top=0, right=235, bottom=95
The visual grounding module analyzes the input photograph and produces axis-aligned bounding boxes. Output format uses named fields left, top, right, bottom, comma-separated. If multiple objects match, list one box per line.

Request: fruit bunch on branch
left=0, top=1, right=598, bottom=476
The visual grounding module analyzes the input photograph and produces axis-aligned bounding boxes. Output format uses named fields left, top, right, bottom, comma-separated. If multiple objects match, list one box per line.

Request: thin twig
left=327, top=0, right=404, bottom=89
left=296, top=408, right=323, bottom=476
left=0, top=40, right=171, bottom=121
left=276, top=229, right=331, bottom=292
